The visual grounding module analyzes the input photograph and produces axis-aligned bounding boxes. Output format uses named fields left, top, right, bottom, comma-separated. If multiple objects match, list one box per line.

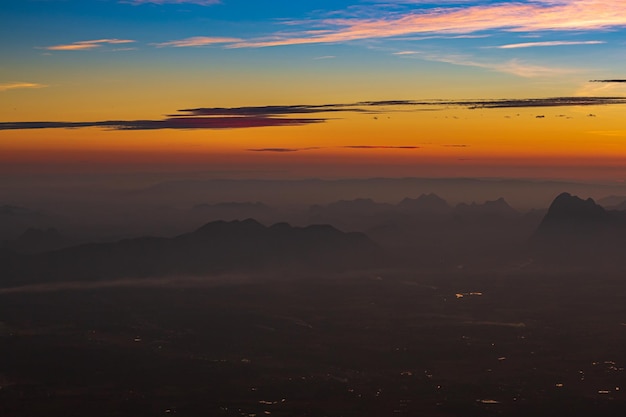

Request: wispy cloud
left=577, top=79, right=626, bottom=95
left=404, top=51, right=574, bottom=77
left=154, top=36, right=241, bottom=47
left=393, top=50, right=420, bottom=55
left=230, top=0, right=626, bottom=48
left=123, top=0, right=220, bottom=5
left=496, top=40, right=605, bottom=49
left=0, top=82, right=46, bottom=92
left=44, top=39, right=135, bottom=51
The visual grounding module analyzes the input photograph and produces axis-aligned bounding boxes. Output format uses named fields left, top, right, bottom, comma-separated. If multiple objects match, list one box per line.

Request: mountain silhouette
left=454, top=197, right=519, bottom=218
left=535, top=192, right=611, bottom=236
left=6, top=227, right=73, bottom=254
left=0, top=219, right=381, bottom=286
left=531, top=192, right=626, bottom=264
left=397, top=193, right=451, bottom=213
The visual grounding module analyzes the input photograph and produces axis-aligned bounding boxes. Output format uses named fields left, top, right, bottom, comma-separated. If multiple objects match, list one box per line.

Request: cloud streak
left=590, top=79, right=626, bottom=83
left=496, top=40, right=605, bottom=49
left=341, top=145, right=421, bottom=149
left=44, top=39, right=135, bottom=51
left=246, top=146, right=422, bottom=152
left=230, top=1, right=626, bottom=48
left=2, top=97, right=626, bottom=131
left=0, top=82, right=46, bottom=92
left=174, top=104, right=359, bottom=117
left=154, top=36, right=241, bottom=47
left=247, top=147, right=323, bottom=152
left=0, top=117, right=324, bottom=131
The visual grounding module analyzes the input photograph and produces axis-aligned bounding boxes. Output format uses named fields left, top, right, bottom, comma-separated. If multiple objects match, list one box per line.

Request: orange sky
left=2, top=103, right=626, bottom=180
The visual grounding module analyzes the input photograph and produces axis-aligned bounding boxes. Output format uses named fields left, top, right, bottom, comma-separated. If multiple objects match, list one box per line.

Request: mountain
left=454, top=197, right=519, bottom=218
left=397, top=193, right=451, bottom=213
left=535, top=192, right=611, bottom=236
left=0, top=204, right=56, bottom=240
left=531, top=192, right=626, bottom=264
left=310, top=198, right=393, bottom=215
left=0, top=219, right=381, bottom=286
left=192, top=201, right=272, bottom=218
left=5, top=227, right=73, bottom=254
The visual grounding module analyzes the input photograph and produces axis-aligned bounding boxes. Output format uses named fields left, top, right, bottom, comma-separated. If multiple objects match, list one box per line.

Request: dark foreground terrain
left=1, top=267, right=625, bottom=416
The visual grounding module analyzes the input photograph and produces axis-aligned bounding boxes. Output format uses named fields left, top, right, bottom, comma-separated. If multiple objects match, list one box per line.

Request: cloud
left=456, top=97, right=626, bottom=109
left=154, top=36, right=241, bottom=47
left=0, top=82, right=46, bottom=92
left=393, top=50, right=420, bottom=55
left=123, top=0, right=220, bottom=5
left=590, top=79, right=626, bottom=83
left=44, top=39, right=134, bottom=51
left=488, top=59, right=573, bottom=78
left=247, top=147, right=322, bottom=152
left=496, top=40, right=605, bottom=49
left=341, top=145, right=421, bottom=149
left=392, top=49, right=575, bottom=77
left=3, top=96, right=626, bottom=131
left=247, top=146, right=422, bottom=152
left=0, top=117, right=324, bottom=131
left=175, top=104, right=357, bottom=117
left=229, top=0, right=626, bottom=48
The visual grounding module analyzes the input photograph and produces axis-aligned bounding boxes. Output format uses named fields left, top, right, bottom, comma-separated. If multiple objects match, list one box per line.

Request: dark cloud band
left=2, top=97, right=626, bottom=132
left=0, top=117, right=324, bottom=131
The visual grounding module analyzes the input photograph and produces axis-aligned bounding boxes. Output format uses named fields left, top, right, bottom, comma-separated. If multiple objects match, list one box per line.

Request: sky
left=2, top=0, right=626, bottom=181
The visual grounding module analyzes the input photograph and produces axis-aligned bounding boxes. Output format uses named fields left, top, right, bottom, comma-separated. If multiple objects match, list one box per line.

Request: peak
left=454, top=198, right=518, bottom=216
left=399, top=193, right=450, bottom=211
left=193, top=218, right=265, bottom=235
left=330, top=198, right=378, bottom=207
left=484, top=197, right=513, bottom=208
left=548, top=193, right=603, bottom=214
left=270, top=222, right=292, bottom=231
left=536, top=192, right=610, bottom=237
left=304, top=224, right=341, bottom=233
left=419, top=193, right=443, bottom=200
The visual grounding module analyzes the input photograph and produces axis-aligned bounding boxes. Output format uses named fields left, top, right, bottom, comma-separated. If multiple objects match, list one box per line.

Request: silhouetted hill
left=454, top=197, right=519, bottom=218
left=6, top=228, right=73, bottom=254
left=310, top=198, right=393, bottom=215
left=397, top=193, right=451, bottom=213
left=532, top=192, right=626, bottom=264
left=0, top=204, right=57, bottom=240
left=535, top=193, right=611, bottom=236
left=0, top=219, right=381, bottom=286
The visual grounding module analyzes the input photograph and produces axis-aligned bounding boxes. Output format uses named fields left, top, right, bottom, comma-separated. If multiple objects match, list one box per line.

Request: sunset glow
left=2, top=0, right=626, bottom=181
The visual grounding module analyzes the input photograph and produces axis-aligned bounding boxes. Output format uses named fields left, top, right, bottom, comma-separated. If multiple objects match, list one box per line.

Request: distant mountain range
left=3, top=192, right=626, bottom=286
left=0, top=219, right=381, bottom=287
left=309, top=194, right=519, bottom=219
